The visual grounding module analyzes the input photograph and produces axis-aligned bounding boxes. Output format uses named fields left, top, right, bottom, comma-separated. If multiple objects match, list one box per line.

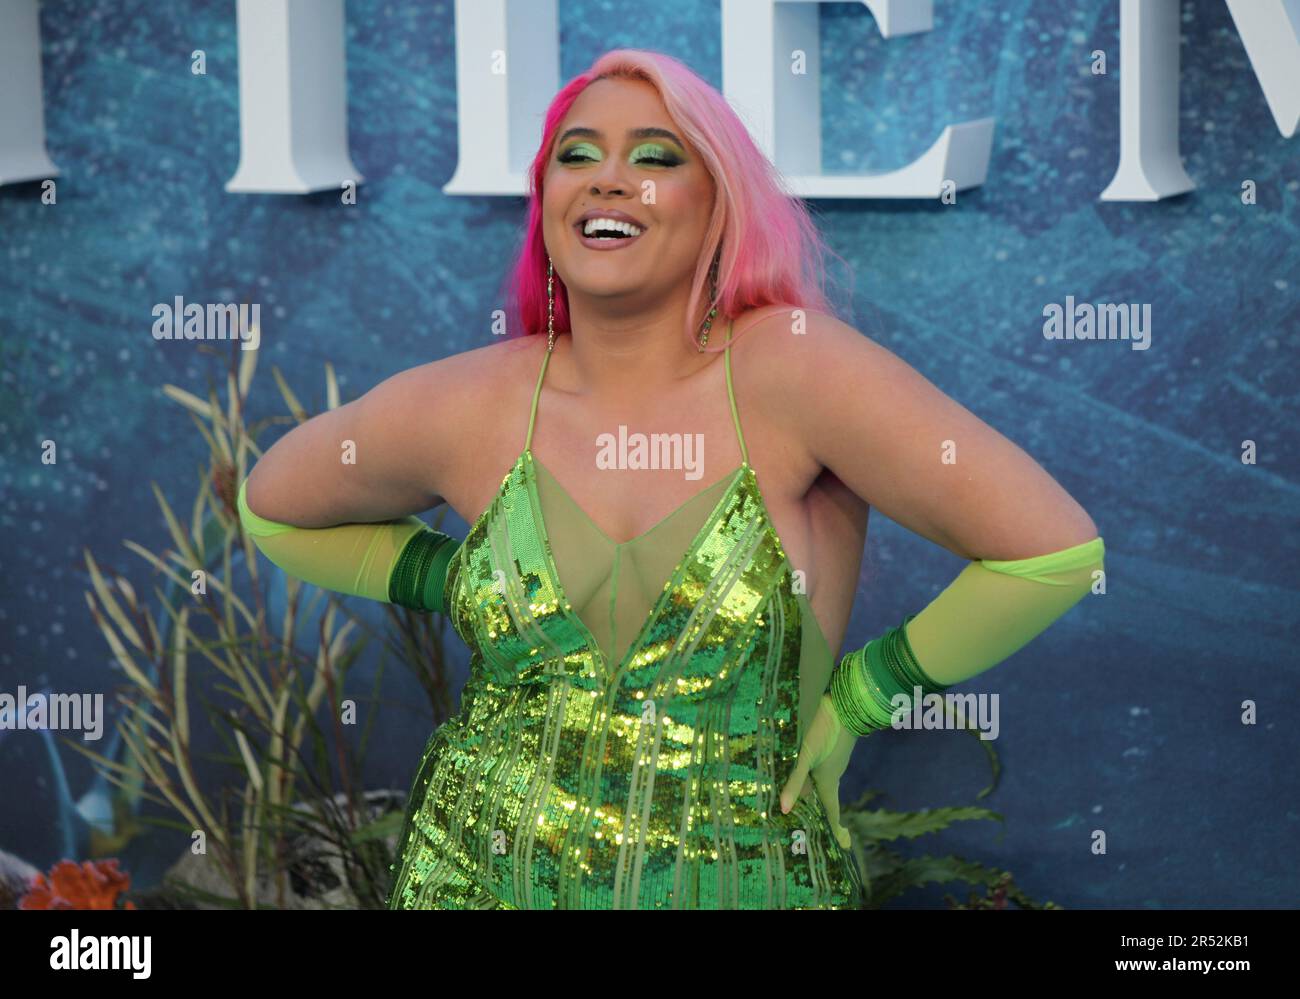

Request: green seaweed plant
left=842, top=716, right=1059, bottom=909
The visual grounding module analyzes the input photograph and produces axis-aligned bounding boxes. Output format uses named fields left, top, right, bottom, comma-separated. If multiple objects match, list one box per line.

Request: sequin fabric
left=386, top=338, right=866, bottom=910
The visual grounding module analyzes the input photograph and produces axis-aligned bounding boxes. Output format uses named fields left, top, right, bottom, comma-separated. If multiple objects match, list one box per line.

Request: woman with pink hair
left=239, top=49, right=1104, bottom=909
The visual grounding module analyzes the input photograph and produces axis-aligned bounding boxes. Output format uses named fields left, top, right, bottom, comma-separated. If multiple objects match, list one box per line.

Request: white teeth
left=582, top=217, right=644, bottom=238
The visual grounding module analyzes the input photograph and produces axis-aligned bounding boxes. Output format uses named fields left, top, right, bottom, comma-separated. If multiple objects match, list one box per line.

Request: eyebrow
left=556, top=126, right=685, bottom=147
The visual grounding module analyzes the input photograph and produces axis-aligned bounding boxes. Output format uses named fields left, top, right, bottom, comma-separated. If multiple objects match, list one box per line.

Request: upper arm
left=778, top=312, right=1098, bottom=560
left=244, top=355, right=467, bottom=528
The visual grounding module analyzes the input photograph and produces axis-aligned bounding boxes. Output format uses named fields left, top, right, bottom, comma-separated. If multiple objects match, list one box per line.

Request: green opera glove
left=780, top=690, right=856, bottom=849
left=780, top=536, right=1105, bottom=839
left=236, top=476, right=460, bottom=613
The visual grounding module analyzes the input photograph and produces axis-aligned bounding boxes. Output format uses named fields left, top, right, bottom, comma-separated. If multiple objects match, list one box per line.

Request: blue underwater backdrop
left=0, top=0, right=1296, bottom=908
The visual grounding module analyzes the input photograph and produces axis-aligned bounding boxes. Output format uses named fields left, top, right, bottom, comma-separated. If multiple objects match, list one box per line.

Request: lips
left=573, top=211, right=648, bottom=251
left=574, top=208, right=648, bottom=229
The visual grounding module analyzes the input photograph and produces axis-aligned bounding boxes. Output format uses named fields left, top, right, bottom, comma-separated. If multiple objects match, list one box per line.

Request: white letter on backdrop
left=1224, top=0, right=1300, bottom=138
left=0, top=0, right=59, bottom=186
left=720, top=0, right=994, bottom=198
left=1101, top=0, right=1298, bottom=201
left=444, top=0, right=560, bottom=195
left=1100, top=0, right=1198, bottom=201
left=226, top=0, right=362, bottom=194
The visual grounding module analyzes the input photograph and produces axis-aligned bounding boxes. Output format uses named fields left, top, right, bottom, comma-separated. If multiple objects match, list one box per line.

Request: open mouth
left=574, top=217, right=647, bottom=249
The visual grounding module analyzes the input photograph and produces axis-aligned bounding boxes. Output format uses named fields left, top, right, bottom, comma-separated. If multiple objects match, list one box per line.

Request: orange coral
left=19, top=858, right=137, bottom=910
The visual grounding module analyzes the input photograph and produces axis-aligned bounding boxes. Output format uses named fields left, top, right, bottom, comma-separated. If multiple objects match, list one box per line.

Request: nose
left=588, top=153, right=632, bottom=196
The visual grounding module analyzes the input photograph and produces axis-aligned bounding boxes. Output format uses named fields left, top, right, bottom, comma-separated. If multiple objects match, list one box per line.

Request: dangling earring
left=697, top=249, right=720, bottom=352
left=546, top=256, right=556, bottom=352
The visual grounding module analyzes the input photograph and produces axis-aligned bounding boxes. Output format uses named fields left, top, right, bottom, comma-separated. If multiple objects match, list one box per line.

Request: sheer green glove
left=781, top=536, right=1106, bottom=836
left=779, top=691, right=854, bottom=848
left=902, top=535, right=1107, bottom=687
left=237, top=476, right=460, bottom=613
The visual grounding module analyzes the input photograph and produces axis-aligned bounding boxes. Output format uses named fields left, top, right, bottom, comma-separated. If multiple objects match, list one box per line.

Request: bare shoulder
left=360, top=334, right=535, bottom=433
left=733, top=306, right=946, bottom=411
left=361, top=333, right=544, bottom=498
left=731, top=302, right=881, bottom=367
left=727, top=304, right=896, bottom=415
left=727, top=304, right=944, bottom=480
left=397, top=332, right=537, bottom=396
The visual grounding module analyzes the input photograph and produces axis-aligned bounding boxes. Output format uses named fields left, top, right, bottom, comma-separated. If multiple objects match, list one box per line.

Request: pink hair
left=498, top=48, right=844, bottom=352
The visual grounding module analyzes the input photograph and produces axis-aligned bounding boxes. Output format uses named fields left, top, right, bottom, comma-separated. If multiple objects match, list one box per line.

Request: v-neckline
left=530, top=452, right=742, bottom=548
left=522, top=448, right=753, bottom=683
left=443, top=446, right=836, bottom=693
left=443, top=446, right=767, bottom=684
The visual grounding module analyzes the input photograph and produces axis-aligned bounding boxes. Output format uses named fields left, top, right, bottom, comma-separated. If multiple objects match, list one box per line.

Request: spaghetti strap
left=524, top=341, right=553, bottom=451
left=722, top=319, right=750, bottom=465
left=530, top=327, right=747, bottom=462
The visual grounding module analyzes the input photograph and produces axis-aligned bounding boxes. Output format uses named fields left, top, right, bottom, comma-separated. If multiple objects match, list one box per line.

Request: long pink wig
left=499, top=49, right=842, bottom=352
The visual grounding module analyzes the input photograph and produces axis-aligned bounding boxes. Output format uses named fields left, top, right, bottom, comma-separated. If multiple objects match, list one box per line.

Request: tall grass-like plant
left=76, top=343, right=455, bottom=909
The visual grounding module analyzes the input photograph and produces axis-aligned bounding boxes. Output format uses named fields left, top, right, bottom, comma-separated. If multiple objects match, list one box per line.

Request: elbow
left=1051, top=499, right=1101, bottom=552
left=1063, top=514, right=1100, bottom=551
left=238, top=467, right=295, bottom=540
left=1040, top=510, right=1104, bottom=573
left=239, top=466, right=260, bottom=520
left=1074, top=507, right=1101, bottom=548
left=242, top=462, right=270, bottom=518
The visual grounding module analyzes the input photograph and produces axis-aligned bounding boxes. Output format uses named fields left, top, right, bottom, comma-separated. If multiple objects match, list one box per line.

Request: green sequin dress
left=387, top=330, right=866, bottom=909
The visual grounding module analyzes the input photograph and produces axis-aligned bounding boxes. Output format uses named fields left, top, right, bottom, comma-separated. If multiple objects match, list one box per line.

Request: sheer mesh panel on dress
left=531, top=456, right=837, bottom=741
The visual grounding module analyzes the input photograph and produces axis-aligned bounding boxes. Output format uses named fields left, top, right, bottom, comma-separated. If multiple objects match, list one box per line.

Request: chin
left=572, top=282, right=644, bottom=301
left=562, top=267, right=640, bottom=295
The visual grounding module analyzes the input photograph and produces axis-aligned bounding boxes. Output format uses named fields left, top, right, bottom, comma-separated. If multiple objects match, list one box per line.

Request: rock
left=0, top=848, right=41, bottom=910
left=157, top=789, right=407, bottom=909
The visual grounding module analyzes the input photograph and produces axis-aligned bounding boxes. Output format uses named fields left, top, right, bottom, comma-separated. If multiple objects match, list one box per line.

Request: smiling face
left=542, top=76, right=716, bottom=312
